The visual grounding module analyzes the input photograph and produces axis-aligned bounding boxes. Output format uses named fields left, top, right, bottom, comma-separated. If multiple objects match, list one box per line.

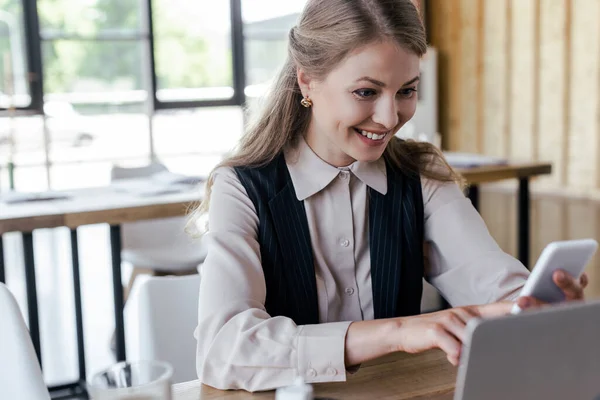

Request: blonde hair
left=189, top=0, right=461, bottom=232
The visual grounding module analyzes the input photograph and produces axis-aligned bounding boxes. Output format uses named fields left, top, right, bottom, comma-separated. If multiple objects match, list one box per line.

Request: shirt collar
left=284, top=136, right=388, bottom=201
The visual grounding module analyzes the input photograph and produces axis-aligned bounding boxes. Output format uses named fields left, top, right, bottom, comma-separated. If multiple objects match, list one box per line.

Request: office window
left=152, top=0, right=234, bottom=103
left=242, top=0, right=306, bottom=107
left=152, top=106, right=243, bottom=162
left=0, top=0, right=31, bottom=108
left=37, top=0, right=151, bottom=180
left=0, top=115, right=46, bottom=189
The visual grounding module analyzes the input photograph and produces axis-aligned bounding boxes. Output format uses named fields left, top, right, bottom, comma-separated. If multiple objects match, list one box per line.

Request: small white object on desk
left=0, top=191, right=71, bottom=204
left=275, top=378, right=314, bottom=400
left=443, top=152, right=507, bottom=168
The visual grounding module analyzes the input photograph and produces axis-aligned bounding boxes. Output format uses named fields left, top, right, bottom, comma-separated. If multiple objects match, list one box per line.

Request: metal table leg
left=110, top=225, right=126, bottom=361
left=70, top=229, right=87, bottom=382
left=518, top=178, right=530, bottom=268
left=23, top=231, right=42, bottom=365
left=468, top=184, right=480, bottom=211
left=0, top=235, right=5, bottom=283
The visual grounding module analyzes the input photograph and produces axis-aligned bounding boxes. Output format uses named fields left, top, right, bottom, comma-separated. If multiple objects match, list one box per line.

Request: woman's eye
left=353, top=88, right=377, bottom=98
left=398, top=88, right=417, bottom=99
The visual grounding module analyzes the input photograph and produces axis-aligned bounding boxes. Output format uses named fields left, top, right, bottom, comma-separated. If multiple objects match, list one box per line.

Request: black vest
left=234, top=153, right=424, bottom=325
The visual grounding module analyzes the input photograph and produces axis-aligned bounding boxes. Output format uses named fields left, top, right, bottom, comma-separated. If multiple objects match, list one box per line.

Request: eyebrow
left=355, top=75, right=420, bottom=87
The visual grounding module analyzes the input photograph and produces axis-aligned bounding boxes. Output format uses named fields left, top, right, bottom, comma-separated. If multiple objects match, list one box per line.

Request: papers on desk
left=0, top=191, right=72, bottom=204
left=443, top=152, right=507, bottom=168
left=150, top=171, right=205, bottom=186
left=110, top=172, right=205, bottom=197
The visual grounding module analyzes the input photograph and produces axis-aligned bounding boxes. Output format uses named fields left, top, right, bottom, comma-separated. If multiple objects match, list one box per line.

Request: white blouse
left=194, top=137, right=529, bottom=391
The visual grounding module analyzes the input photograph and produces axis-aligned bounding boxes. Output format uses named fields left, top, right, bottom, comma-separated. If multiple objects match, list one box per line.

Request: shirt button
left=339, top=171, right=349, bottom=180
left=307, top=368, right=317, bottom=378
left=344, top=287, right=355, bottom=296
left=326, top=367, right=337, bottom=376
left=340, top=239, right=350, bottom=247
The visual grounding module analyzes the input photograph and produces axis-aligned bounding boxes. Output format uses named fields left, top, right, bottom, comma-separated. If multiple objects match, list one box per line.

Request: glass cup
left=87, top=360, right=173, bottom=400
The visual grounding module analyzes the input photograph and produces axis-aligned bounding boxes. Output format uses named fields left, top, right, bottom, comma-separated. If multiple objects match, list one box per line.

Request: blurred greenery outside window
left=0, top=0, right=308, bottom=191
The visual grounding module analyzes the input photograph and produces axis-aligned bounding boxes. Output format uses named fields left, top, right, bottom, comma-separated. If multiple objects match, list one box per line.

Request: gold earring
left=300, top=96, right=313, bottom=108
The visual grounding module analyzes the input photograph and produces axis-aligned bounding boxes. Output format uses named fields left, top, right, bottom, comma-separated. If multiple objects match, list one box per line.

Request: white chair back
left=0, top=283, right=50, bottom=400
left=110, top=162, right=168, bottom=181
left=110, top=162, right=203, bottom=271
left=125, top=274, right=200, bottom=384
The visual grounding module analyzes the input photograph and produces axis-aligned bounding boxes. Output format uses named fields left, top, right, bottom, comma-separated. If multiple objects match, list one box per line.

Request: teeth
left=359, top=129, right=387, bottom=141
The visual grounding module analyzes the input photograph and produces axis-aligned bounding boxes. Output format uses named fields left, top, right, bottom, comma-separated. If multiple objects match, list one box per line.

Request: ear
left=297, top=68, right=313, bottom=97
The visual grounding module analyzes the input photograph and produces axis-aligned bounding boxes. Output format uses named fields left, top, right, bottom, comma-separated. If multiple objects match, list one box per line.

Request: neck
left=304, top=123, right=355, bottom=168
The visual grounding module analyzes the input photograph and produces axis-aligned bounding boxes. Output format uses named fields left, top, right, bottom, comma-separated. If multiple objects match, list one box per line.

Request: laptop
left=454, top=300, right=600, bottom=400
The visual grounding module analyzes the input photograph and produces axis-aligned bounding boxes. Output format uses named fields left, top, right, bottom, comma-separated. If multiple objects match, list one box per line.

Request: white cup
left=87, top=360, right=173, bottom=400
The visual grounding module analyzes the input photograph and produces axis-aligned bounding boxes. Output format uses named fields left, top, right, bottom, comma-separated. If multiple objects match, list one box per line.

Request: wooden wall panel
left=508, top=0, right=536, bottom=161
left=457, top=0, right=481, bottom=153
left=537, top=1, right=568, bottom=186
left=429, top=0, right=600, bottom=193
left=429, top=0, right=462, bottom=151
left=482, top=0, right=508, bottom=157
left=567, top=0, right=600, bottom=189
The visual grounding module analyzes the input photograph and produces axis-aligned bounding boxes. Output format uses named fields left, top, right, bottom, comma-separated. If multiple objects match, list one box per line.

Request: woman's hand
left=517, top=270, right=588, bottom=310
left=391, top=301, right=512, bottom=366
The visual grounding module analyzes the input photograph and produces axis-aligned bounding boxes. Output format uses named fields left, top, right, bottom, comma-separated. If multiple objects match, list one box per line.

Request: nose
left=371, top=97, right=400, bottom=131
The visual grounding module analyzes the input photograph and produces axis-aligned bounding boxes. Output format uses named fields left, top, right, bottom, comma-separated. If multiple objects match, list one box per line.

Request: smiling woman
left=188, top=0, right=548, bottom=393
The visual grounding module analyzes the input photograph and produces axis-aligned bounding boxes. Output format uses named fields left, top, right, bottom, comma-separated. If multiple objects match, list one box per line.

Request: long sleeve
left=422, top=178, right=530, bottom=306
left=194, top=167, right=350, bottom=392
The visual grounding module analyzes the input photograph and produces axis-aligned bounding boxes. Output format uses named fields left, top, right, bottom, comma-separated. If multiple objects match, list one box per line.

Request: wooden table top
left=172, top=350, right=456, bottom=400
left=0, top=161, right=551, bottom=234
left=0, top=181, right=203, bottom=234
left=455, top=162, right=552, bottom=184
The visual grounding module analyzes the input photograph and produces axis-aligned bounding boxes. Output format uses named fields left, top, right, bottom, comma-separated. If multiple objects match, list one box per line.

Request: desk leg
left=518, top=178, right=530, bottom=268
left=23, top=232, right=42, bottom=365
left=110, top=225, right=126, bottom=361
left=468, top=185, right=480, bottom=211
left=0, top=235, right=5, bottom=283
left=70, top=229, right=87, bottom=382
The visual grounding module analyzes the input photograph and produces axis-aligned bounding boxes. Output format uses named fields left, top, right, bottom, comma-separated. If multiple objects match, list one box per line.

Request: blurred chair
left=0, top=283, right=51, bottom=400
left=125, top=274, right=200, bottom=384
left=110, top=162, right=206, bottom=302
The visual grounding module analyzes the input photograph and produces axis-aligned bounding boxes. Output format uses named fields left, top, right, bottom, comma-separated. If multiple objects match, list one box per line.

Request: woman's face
left=299, top=40, right=420, bottom=167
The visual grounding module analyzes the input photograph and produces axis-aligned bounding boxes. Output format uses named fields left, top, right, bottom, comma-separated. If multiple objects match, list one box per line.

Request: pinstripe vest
left=234, top=153, right=424, bottom=325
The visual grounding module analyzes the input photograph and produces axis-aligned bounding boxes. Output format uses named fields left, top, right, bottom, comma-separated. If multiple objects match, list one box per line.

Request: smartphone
left=511, top=239, right=598, bottom=314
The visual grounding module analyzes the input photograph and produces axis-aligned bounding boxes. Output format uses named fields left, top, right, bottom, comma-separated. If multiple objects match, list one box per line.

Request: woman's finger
left=476, top=301, right=513, bottom=318
left=553, top=270, right=584, bottom=300
left=580, top=272, right=589, bottom=289
left=439, top=312, right=469, bottom=343
left=428, top=325, right=462, bottom=366
left=517, top=295, right=546, bottom=310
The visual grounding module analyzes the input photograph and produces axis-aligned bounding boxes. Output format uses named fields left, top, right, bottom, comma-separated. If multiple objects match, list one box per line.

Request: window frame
left=1, top=0, right=247, bottom=114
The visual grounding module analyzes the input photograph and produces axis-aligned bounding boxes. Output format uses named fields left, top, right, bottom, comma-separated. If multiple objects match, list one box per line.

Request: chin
left=347, top=147, right=386, bottom=163
left=344, top=134, right=389, bottom=162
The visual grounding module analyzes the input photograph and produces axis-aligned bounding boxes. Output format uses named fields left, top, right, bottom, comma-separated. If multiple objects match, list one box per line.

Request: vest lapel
left=268, top=179, right=319, bottom=325
left=369, top=169, right=403, bottom=319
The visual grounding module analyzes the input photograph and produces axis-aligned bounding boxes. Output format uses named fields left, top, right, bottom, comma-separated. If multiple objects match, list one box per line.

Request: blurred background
left=1, top=0, right=600, bottom=393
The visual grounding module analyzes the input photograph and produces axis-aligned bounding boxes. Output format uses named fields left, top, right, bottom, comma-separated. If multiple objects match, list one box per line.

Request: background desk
left=172, top=350, right=456, bottom=400
left=455, top=161, right=552, bottom=268
left=0, top=184, right=203, bottom=397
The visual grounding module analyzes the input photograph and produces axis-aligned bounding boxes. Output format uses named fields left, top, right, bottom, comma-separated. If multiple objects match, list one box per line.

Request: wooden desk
left=0, top=183, right=203, bottom=397
left=172, top=350, right=456, bottom=400
left=455, top=162, right=552, bottom=268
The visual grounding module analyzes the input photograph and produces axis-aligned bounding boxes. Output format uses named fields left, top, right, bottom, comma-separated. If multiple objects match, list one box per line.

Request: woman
left=191, top=0, right=587, bottom=391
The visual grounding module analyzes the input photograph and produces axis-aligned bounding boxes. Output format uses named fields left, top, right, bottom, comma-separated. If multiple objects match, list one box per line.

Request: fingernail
left=557, top=271, right=566, bottom=281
